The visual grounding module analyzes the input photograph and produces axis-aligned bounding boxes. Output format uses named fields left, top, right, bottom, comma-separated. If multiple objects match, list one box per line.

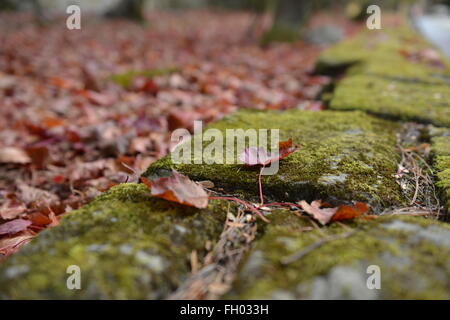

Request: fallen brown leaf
left=299, top=200, right=337, bottom=225
left=0, top=147, right=31, bottom=164
left=141, top=170, right=209, bottom=208
left=0, top=219, right=32, bottom=235
left=0, top=202, right=27, bottom=220
left=300, top=200, right=370, bottom=225
left=331, top=202, right=369, bottom=222
left=0, top=232, right=34, bottom=257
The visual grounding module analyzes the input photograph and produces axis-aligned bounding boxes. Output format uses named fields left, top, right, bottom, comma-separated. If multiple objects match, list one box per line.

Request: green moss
left=330, top=74, right=450, bottom=126
left=145, top=109, right=405, bottom=210
left=0, top=183, right=227, bottom=299
left=431, top=136, right=450, bottom=157
left=227, top=213, right=450, bottom=299
left=430, top=130, right=450, bottom=218
left=110, top=67, right=178, bottom=87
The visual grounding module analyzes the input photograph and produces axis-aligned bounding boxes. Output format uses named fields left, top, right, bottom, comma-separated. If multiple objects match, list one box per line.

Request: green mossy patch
left=227, top=213, right=450, bottom=299
left=430, top=128, right=450, bottom=218
left=331, top=74, right=450, bottom=127
left=110, top=67, right=178, bottom=87
left=0, top=183, right=227, bottom=299
left=145, top=109, right=405, bottom=210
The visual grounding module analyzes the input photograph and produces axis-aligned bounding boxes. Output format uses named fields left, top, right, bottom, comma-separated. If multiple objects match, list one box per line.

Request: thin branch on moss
left=209, top=196, right=269, bottom=223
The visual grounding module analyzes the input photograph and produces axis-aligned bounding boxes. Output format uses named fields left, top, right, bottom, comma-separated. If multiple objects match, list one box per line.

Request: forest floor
left=0, top=10, right=361, bottom=256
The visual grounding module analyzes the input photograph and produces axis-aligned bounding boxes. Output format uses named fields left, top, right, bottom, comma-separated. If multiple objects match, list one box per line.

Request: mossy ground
left=0, top=183, right=227, bottom=299
left=227, top=212, right=450, bottom=299
left=145, top=109, right=405, bottom=210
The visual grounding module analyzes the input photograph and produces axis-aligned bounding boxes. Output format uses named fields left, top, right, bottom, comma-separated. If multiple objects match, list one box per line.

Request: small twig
left=258, top=202, right=302, bottom=209
left=209, top=196, right=269, bottom=223
left=168, top=207, right=257, bottom=300
left=258, top=165, right=264, bottom=206
left=190, top=250, right=199, bottom=275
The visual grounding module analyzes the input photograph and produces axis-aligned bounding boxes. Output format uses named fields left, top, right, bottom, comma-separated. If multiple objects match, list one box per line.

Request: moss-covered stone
left=227, top=213, right=450, bottom=299
left=317, top=26, right=450, bottom=82
left=318, top=25, right=450, bottom=127
left=0, top=183, right=227, bottom=299
left=331, top=74, right=450, bottom=126
left=430, top=127, right=450, bottom=219
left=145, top=109, right=405, bottom=210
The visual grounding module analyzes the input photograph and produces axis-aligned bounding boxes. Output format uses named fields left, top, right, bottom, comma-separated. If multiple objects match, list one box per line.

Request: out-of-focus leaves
left=399, top=48, right=446, bottom=69
left=0, top=232, right=34, bottom=257
left=0, top=147, right=31, bottom=164
left=0, top=219, right=31, bottom=235
left=0, top=202, right=27, bottom=220
left=17, top=183, right=59, bottom=206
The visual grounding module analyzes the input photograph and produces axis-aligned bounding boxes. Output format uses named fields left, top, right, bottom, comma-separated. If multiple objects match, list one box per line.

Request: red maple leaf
left=240, top=138, right=299, bottom=166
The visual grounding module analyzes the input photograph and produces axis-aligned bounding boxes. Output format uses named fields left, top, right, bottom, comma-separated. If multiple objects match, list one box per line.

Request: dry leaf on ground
left=300, top=200, right=370, bottom=225
left=0, top=147, right=31, bottom=164
left=0, top=219, right=32, bottom=235
left=0, top=233, right=35, bottom=257
left=141, top=170, right=209, bottom=208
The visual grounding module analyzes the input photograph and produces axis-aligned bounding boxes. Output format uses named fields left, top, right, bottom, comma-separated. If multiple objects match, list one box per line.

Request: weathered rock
left=430, top=127, right=450, bottom=218
left=145, top=109, right=405, bottom=210
left=227, top=213, right=450, bottom=299
left=0, top=183, right=226, bottom=299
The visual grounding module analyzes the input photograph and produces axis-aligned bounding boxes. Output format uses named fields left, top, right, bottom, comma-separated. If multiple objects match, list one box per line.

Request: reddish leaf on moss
left=28, top=212, right=52, bottom=227
left=300, top=200, right=370, bottom=225
left=240, top=138, right=299, bottom=166
left=331, top=202, right=369, bottom=222
left=141, top=170, right=208, bottom=208
left=299, top=200, right=337, bottom=225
